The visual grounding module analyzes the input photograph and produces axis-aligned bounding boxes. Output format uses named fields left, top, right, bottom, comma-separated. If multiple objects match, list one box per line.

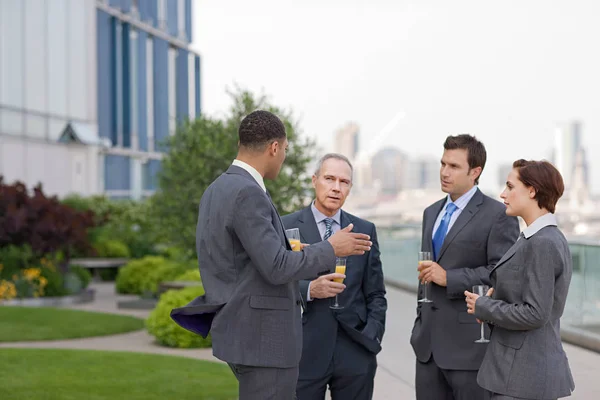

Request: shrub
left=69, top=266, right=92, bottom=290
left=146, top=285, right=211, bottom=348
left=0, top=177, right=96, bottom=269
left=0, top=245, right=35, bottom=279
left=115, top=256, right=186, bottom=295
left=93, top=238, right=131, bottom=258
left=175, top=269, right=201, bottom=282
left=39, top=266, right=67, bottom=297
left=62, top=195, right=158, bottom=259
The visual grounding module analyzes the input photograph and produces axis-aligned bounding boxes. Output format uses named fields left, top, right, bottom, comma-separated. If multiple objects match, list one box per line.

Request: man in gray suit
left=282, top=153, right=387, bottom=400
left=410, top=134, right=520, bottom=400
left=171, top=110, right=373, bottom=400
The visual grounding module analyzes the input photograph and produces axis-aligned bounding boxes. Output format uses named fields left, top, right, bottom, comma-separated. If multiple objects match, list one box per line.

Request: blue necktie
left=323, top=218, right=334, bottom=240
left=432, top=203, right=458, bottom=259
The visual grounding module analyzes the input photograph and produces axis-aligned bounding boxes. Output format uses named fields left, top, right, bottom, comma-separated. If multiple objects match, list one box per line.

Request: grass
left=0, top=307, right=145, bottom=342
left=0, top=348, right=238, bottom=400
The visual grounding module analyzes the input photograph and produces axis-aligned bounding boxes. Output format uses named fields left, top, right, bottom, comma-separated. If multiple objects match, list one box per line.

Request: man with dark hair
left=282, top=153, right=387, bottom=400
left=410, top=134, right=520, bottom=399
left=171, top=110, right=373, bottom=400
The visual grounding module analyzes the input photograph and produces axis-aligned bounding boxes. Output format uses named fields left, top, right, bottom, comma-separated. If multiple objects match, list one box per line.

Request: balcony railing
left=379, top=225, right=600, bottom=352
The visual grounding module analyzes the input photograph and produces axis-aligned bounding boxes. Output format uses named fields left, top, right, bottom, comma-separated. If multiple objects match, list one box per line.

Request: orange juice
left=333, top=265, right=346, bottom=283
left=289, top=239, right=301, bottom=252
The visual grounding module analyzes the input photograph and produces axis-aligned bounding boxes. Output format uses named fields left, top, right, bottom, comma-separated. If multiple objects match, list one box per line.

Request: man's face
left=439, top=149, right=480, bottom=199
left=312, top=158, right=353, bottom=216
left=264, top=138, right=288, bottom=180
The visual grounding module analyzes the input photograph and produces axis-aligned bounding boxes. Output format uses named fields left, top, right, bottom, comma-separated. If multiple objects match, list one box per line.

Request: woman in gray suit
left=465, top=159, right=575, bottom=400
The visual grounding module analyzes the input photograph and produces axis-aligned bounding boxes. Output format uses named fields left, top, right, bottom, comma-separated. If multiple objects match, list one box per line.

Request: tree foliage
left=151, top=87, right=317, bottom=251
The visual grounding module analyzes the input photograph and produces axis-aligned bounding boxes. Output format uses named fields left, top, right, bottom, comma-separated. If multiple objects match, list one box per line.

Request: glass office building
left=0, top=0, right=200, bottom=199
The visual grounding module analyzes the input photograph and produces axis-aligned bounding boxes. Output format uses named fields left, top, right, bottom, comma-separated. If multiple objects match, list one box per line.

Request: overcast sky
left=192, top=0, right=600, bottom=193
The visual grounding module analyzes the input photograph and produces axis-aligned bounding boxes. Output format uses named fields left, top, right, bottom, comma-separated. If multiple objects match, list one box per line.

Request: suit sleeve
left=445, top=209, right=519, bottom=299
left=361, top=224, right=387, bottom=343
left=474, top=237, right=558, bottom=330
left=232, top=186, right=335, bottom=285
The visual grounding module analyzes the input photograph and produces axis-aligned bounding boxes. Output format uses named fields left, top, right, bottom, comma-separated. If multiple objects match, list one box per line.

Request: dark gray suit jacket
left=475, top=225, right=575, bottom=399
left=282, top=207, right=387, bottom=379
left=410, top=188, right=520, bottom=370
left=172, top=166, right=336, bottom=368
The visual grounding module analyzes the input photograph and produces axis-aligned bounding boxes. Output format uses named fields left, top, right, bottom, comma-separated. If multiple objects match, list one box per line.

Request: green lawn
left=0, top=349, right=238, bottom=400
left=0, top=307, right=144, bottom=342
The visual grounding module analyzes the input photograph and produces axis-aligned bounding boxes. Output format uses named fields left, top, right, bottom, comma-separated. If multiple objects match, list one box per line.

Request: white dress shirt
left=232, top=159, right=266, bottom=192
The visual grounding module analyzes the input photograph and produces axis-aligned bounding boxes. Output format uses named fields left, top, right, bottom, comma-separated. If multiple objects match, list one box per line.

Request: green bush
left=146, top=285, right=211, bottom=348
left=39, top=266, right=67, bottom=297
left=174, top=269, right=201, bottom=282
left=69, top=266, right=92, bottom=290
left=61, top=195, right=159, bottom=259
left=93, top=238, right=131, bottom=258
left=0, top=245, right=34, bottom=279
left=115, top=256, right=186, bottom=295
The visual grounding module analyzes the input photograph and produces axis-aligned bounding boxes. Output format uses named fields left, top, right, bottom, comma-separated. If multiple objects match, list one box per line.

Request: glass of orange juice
left=330, top=257, right=346, bottom=310
left=285, top=228, right=301, bottom=251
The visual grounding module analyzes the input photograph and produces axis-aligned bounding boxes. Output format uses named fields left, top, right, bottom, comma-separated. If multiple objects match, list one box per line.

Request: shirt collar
left=311, top=201, right=341, bottom=225
left=444, top=185, right=478, bottom=211
left=232, top=159, right=266, bottom=192
left=522, top=213, right=558, bottom=239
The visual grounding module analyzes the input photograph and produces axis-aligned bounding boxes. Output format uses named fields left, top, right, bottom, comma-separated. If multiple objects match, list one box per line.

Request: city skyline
left=192, top=0, right=600, bottom=193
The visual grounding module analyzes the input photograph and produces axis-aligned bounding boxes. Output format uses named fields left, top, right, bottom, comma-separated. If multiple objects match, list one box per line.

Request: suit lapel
left=490, top=238, right=523, bottom=274
left=297, top=206, right=323, bottom=245
left=437, top=189, right=483, bottom=261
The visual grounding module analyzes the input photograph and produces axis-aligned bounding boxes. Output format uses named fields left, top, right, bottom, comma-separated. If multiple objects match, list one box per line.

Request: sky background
left=192, top=0, right=600, bottom=193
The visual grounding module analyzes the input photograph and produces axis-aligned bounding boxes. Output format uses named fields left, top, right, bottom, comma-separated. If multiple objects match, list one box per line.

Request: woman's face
left=500, top=168, right=535, bottom=217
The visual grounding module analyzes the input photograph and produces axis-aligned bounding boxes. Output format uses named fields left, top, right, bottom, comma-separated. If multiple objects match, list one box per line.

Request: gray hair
left=314, top=153, right=354, bottom=180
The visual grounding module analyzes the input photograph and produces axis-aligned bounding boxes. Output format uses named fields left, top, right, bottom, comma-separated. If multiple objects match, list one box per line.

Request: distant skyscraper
left=404, top=157, right=439, bottom=190
left=334, top=122, right=359, bottom=160
left=553, top=121, right=587, bottom=189
left=371, top=147, right=407, bottom=194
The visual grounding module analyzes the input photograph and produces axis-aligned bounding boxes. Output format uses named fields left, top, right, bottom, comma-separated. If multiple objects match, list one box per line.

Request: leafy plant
left=146, top=285, right=211, bottom=348
left=0, top=178, right=96, bottom=272
left=115, top=256, right=187, bottom=295
left=151, top=87, right=317, bottom=252
left=174, top=269, right=201, bottom=282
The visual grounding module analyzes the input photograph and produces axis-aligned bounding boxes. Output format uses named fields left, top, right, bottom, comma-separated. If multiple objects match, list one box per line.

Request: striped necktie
left=323, top=218, right=334, bottom=240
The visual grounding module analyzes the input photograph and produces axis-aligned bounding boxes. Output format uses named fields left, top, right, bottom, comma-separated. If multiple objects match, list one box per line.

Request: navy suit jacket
left=282, top=206, right=387, bottom=379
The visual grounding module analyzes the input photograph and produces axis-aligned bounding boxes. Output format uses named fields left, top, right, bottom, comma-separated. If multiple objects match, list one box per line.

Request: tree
left=151, top=87, right=318, bottom=252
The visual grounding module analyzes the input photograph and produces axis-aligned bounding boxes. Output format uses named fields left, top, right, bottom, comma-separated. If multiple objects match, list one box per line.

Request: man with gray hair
left=282, top=153, right=387, bottom=400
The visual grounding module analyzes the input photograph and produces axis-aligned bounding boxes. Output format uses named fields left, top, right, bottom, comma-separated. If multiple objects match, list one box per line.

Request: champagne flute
left=330, top=257, right=346, bottom=310
left=285, top=228, right=301, bottom=251
left=473, top=285, right=490, bottom=343
left=418, top=252, right=433, bottom=303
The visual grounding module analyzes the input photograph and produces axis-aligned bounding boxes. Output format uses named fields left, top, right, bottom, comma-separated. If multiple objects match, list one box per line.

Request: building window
left=157, top=0, right=167, bottom=30
left=178, top=0, right=186, bottom=38
left=146, top=37, right=154, bottom=152
left=115, top=22, right=124, bottom=147
left=188, top=53, right=195, bottom=120
left=130, top=29, right=138, bottom=149
left=168, top=46, right=176, bottom=135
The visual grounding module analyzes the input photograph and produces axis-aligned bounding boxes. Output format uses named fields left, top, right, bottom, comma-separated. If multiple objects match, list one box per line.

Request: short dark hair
left=513, top=159, right=564, bottom=213
left=238, top=110, right=286, bottom=151
left=443, top=134, right=487, bottom=184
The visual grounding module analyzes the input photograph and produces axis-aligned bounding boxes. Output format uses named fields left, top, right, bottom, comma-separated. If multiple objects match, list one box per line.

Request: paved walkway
left=2, top=282, right=600, bottom=399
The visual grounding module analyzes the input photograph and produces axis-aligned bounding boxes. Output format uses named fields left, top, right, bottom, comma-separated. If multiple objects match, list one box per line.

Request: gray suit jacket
left=410, top=188, right=520, bottom=370
left=172, top=166, right=336, bottom=368
left=475, top=225, right=575, bottom=399
left=282, top=207, right=387, bottom=379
